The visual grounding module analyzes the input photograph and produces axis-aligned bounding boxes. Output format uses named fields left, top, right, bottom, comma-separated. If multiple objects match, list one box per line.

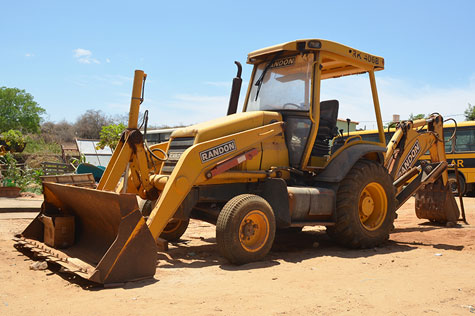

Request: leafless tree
left=74, top=109, right=112, bottom=139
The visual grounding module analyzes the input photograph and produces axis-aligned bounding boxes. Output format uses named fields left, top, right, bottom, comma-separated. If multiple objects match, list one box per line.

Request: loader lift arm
left=15, top=70, right=286, bottom=284
left=95, top=70, right=288, bottom=241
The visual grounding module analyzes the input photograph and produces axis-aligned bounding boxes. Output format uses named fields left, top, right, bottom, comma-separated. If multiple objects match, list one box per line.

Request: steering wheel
left=283, top=103, right=304, bottom=110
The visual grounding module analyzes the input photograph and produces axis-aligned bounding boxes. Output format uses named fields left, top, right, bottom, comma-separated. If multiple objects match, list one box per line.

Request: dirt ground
left=0, top=197, right=474, bottom=315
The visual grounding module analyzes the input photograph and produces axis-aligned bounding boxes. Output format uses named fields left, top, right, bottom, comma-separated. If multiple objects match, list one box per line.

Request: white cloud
left=106, top=102, right=129, bottom=112
left=320, top=74, right=475, bottom=128
left=71, top=74, right=132, bottom=88
left=378, top=76, right=475, bottom=121
left=142, top=94, right=230, bottom=126
left=93, top=74, right=132, bottom=86
left=174, top=94, right=227, bottom=104
left=106, top=58, right=111, bottom=63
left=73, top=48, right=100, bottom=64
left=166, top=94, right=228, bottom=115
left=203, top=81, right=249, bottom=89
left=25, top=53, right=34, bottom=57
left=203, top=81, right=231, bottom=88
left=114, top=74, right=475, bottom=129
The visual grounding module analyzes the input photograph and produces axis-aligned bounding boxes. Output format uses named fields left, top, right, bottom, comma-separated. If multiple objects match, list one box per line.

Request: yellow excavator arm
left=383, top=114, right=461, bottom=224
left=385, top=115, right=447, bottom=182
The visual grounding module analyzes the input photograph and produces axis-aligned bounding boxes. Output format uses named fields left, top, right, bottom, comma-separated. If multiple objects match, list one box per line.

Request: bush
left=40, top=120, right=76, bottom=143
left=75, top=109, right=112, bottom=139
left=23, top=134, right=61, bottom=155
left=0, top=152, right=43, bottom=193
left=0, top=129, right=26, bottom=152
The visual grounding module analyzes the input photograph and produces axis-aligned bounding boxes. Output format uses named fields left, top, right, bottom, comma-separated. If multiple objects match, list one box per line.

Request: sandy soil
left=0, top=197, right=474, bottom=315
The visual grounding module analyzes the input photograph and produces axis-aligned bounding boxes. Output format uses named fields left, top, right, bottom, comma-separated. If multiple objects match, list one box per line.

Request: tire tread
left=327, top=159, right=396, bottom=248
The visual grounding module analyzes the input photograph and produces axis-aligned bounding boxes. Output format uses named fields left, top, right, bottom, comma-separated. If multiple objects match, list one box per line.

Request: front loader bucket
left=15, top=182, right=158, bottom=285
left=415, top=178, right=460, bottom=225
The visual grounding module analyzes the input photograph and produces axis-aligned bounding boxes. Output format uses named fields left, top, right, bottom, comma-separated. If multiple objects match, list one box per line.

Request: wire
left=149, top=147, right=168, bottom=161
left=444, top=118, right=458, bottom=153
left=138, top=110, right=148, bottom=130
left=141, top=111, right=168, bottom=162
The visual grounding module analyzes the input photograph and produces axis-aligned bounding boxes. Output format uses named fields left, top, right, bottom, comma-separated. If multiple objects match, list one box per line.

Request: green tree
left=0, top=87, right=45, bottom=133
left=408, top=113, right=425, bottom=120
left=96, top=123, right=126, bottom=150
left=464, top=103, right=475, bottom=121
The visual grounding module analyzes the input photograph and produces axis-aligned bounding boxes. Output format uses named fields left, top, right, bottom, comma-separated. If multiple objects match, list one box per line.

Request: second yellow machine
left=16, top=39, right=459, bottom=284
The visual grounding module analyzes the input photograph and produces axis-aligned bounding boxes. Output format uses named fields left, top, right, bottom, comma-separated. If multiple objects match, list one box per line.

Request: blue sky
left=1, top=0, right=474, bottom=129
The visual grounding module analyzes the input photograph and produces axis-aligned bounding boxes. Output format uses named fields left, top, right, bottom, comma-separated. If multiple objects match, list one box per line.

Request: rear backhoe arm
left=385, top=114, right=447, bottom=183
left=384, top=114, right=460, bottom=223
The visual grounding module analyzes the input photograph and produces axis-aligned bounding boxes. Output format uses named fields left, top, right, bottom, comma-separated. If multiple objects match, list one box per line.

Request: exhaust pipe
left=226, top=61, right=242, bottom=115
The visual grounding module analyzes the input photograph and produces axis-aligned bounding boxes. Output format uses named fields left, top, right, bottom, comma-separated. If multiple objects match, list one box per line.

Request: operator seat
left=312, top=100, right=339, bottom=157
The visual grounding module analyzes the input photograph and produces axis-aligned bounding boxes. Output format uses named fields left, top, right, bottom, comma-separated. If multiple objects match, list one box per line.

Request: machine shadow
left=394, top=241, right=464, bottom=251
left=16, top=227, right=423, bottom=289
left=157, top=229, right=417, bottom=271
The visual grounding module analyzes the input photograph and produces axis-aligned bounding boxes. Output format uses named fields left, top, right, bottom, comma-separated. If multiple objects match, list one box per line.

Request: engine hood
left=170, top=111, right=282, bottom=143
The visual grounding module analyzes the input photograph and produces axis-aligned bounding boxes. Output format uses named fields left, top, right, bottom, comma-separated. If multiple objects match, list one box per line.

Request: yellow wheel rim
left=239, top=210, right=270, bottom=252
left=163, top=219, right=183, bottom=234
left=358, top=182, right=387, bottom=231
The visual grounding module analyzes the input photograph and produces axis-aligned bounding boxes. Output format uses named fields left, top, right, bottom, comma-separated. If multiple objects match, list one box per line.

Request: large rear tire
left=216, top=194, right=276, bottom=264
left=327, top=159, right=396, bottom=248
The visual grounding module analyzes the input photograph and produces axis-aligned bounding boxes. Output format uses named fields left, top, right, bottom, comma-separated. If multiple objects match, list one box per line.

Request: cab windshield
left=247, top=53, right=315, bottom=112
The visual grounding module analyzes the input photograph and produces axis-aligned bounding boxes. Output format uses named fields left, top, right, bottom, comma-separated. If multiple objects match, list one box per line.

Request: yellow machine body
left=17, top=39, right=452, bottom=285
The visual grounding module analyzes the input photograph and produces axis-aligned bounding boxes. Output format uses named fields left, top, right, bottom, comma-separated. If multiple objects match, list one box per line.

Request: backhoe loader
left=15, top=39, right=461, bottom=284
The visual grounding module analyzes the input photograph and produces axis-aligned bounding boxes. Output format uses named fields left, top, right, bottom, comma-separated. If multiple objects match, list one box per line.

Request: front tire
left=140, top=199, right=190, bottom=241
left=327, top=159, right=396, bottom=248
left=160, top=218, right=190, bottom=241
left=216, top=194, right=276, bottom=264
left=140, top=199, right=155, bottom=218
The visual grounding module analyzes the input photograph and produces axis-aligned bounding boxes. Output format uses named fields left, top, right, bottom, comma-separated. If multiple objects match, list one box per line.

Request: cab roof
left=247, top=39, right=384, bottom=79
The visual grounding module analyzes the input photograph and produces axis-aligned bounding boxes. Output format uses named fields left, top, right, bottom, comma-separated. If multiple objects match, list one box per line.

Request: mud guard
left=315, top=144, right=386, bottom=183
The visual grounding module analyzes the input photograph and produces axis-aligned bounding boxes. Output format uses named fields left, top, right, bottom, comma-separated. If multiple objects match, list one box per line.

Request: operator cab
left=243, top=39, right=385, bottom=170
left=246, top=53, right=324, bottom=167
